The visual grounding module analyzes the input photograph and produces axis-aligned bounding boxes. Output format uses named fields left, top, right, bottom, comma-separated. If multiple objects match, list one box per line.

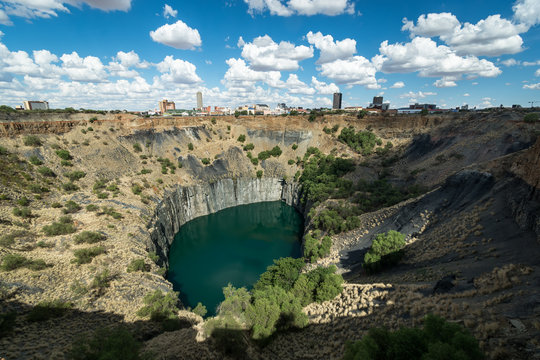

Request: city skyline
left=0, top=0, right=540, bottom=111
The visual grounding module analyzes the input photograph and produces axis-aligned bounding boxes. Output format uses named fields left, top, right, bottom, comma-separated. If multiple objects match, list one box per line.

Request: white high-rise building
left=196, top=92, right=203, bottom=109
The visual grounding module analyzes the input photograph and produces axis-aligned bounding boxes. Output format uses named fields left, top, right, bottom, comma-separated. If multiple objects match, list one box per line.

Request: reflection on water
left=167, top=201, right=303, bottom=316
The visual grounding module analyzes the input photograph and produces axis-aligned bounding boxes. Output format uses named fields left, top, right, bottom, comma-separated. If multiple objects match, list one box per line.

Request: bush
left=74, top=231, right=106, bottom=244
left=63, top=200, right=82, bottom=214
left=338, top=127, right=381, bottom=155
left=51, top=202, right=62, bottom=208
left=69, top=327, right=142, bottom=360
left=55, top=149, right=72, bottom=161
left=524, top=113, right=539, bottom=123
left=27, top=300, right=72, bottom=322
left=86, top=204, right=99, bottom=212
left=93, top=179, right=107, bottom=191
left=64, top=171, right=86, bottom=182
left=13, top=207, right=32, bottom=218
left=342, top=314, right=484, bottom=360
left=17, top=197, right=30, bottom=206
left=43, top=217, right=76, bottom=236
left=148, top=251, right=159, bottom=263
left=136, top=290, right=179, bottom=321
left=62, top=182, right=79, bottom=192
left=304, top=231, right=332, bottom=262
left=201, top=158, right=210, bottom=165
left=0, top=146, right=8, bottom=155
left=140, top=168, right=152, bottom=174
left=288, top=159, right=295, bottom=165
left=28, top=155, right=43, bottom=165
left=127, top=258, right=149, bottom=273
left=38, top=166, right=56, bottom=177
left=292, top=144, right=298, bottom=150
left=237, top=134, right=246, bottom=142
left=0, top=254, right=48, bottom=271
left=256, top=170, right=263, bottom=178
left=243, top=143, right=254, bottom=151
left=131, top=184, right=142, bottom=195
left=61, top=160, right=73, bottom=167
left=72, top=246, right=105, bottom=265
left=23, top=135, right=42, bottom=147
left=91, top=269, right=112, bottom=293
left=188, top=142, right=194, bottom=151
left=363, top=230, right=406, bottom=274
left=192, top=302, right=207, bottom=317
left=254, top=257, right=305, bottom=292
left=132, top=143, right=142, bottom=152
left=101, top=207, right=122, bottom=219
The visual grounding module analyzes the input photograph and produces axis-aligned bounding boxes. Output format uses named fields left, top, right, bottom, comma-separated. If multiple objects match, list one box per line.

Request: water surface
left=168, top=201, right=303, bottom=315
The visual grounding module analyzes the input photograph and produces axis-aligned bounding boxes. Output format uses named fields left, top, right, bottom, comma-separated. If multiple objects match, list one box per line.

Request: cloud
left=311, top=76, right=339, bottom=94
left=150, top=20, right=202, bottom=50
left=513, top=0, right=540, bottom=27
left=523, top=83, right=540, bottom=89
left=523, top=60, right=540, bottom=66
left=535, top=69, right=540, bottom=76
left=390, top=81, right=405, bottom=88
left=156, top=55, right=202, bottom=84
left=239, top=35, right=313, bottom=71
left=60, top=52, right=108, bottom=82
left=306, top=31, right=356, bottom=64
left=243, top=0, right=355, bottom=16
left=0, top=9, right=12, bottom=25
left=222, top=58, right=282, bottom=89
left=375, top=37, right=501, bottom=79
left=463, top=93, right=470, bottom=96
left=108, top=51, right=146, bottom=78
left=402, top=13, right=525, bottom=57
left=163, top=4, right=177, bottom=18
left=501, top=58, right=520, bottom=66
left=318, top=56, right=379, bottom=89
left=284, top=74, right=315, bottom=95
left=399, top=91, right=436, bottom=99
left=434, top=78, right=457, bottom=87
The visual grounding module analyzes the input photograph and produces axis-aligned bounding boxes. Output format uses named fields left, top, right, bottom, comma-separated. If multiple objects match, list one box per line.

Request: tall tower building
left=333, top=93, right=342, bottom=110
left=196, top=91, right=203, bottom=109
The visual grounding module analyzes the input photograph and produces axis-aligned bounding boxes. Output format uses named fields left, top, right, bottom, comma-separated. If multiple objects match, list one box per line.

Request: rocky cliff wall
left=147, top=178, right=302, bottom=266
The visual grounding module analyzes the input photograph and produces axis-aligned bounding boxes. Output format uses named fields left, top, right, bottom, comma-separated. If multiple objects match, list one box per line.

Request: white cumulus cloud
left=390, top=81, right=405, bottom=88
left=318, top=56, right=379, bottom=89
left=513, top=0, right=540, bottom=28
left=306, top=31, right=356, bottom=64
left=156, top=55, right=202, bottom=84
left=311, top=76, right=339, bottom=94
left=243, top=0, right=355, bottom=16
left=163, top=4, right=177, bottom=18
left=60, top=52, right=108, bottom=82
left=523, top=83, right=540, bottom=89
left=434, top=78, right=457, bottom=88
left=239, top=35, right=313, bottom=71
left=402, top=13, right=460, bottom=38
left=150, top=20, right=202, bottom=50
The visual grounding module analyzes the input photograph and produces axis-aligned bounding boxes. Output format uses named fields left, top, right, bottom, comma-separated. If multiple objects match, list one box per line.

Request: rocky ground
left=0, top=110, right=538, bottom=359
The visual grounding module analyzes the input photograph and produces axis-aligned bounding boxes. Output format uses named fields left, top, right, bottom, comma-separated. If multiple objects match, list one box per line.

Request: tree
left=363, top=230, right=406, bottom=274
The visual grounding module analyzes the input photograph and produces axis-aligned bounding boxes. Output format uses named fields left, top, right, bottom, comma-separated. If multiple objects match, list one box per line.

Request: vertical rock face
left=148, top=178, right=302, bottom=266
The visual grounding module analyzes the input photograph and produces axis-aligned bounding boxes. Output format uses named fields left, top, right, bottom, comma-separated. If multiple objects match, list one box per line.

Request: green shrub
left=136, top=290, right=179, bottom=321
left=338, top=127, right=381, bottom=155
left=87, top=127, right=93, bottom=132
left=0, top=230, right=28, bottom=248
left=192, top=302, right=207, bottom=317
left=55, top=149, right=72, bottom=161
left=38, top=166, right=56, bottom=177
left=201, top=158, right=210, bottom=165
left=363, top=230, right=406, bottom=274
left=237, top=134, right=246, bottom=142
left=74, top=231, right=106, bottom=244
left=62, top=182, right=79, bottom=192
left=91, top=269, right=112, bottom=293
left=43, top=217, right=76, bottom=236
left=61, top=160, right=73, bottom=167
left=101, top=207, right=122, bottom=220
left=243, top=143, right=254, bottom=151
left=256, top=170, right=263, bottom=178
left=342, top=314, right=484, bottom=360
left=304, top=231, right=332, bottom=262
left=28, top=155, right=43, bottom=165
left=51, top=202, right=62, bottom=208
left=93, top=179, right=107, bottom=191
left=140, top=168, right=152, bottom=174
left=132, top=143, right=142, bottom=152
left=188, top=142, right=194, bottom=151
left=254, top=257, right=305, bottom=292
left=72, top=246, right=105, bottom=265
left=0, top=254, right=48, bottom=271
left=23, top=135, right=42, bottom=147
left=131, top=184, right=142, bottom=195
left=127, top=258, right=149, bottom=273
left=89, top=117, right=97, bottom=123
left=86, top=204, right=99, bottom=212
left=0, top=146, right=8, bottom=155
left=13, top=207, right=32, bottom=218
left=63, top=200, right=81, bottom=214
left=69, top=327, right=142, bottom=360
left=288, top=159, right=295, bottom=165
left=148, top=251, right=159, bottom=263
left=64, top=171, right=86, bottom=182
left=524, top=113, right=539, bottom=123
left=17, top=197, right=30, bottom=206
left=96, top=191, right=108, bottom=199
left=27, top=300, right=72, bottom=322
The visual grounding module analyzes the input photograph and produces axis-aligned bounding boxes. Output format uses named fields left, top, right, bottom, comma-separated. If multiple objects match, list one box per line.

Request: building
left=159, top=99, right=175, bottom=114
left=23, top=101, right=49, bottom=110
left=196, top=92, right=203, bottom=109
left=344, top=106, right=364, bottom=112
left=368, top=96, right=390, bottom=110
left=409, top=103, right=436, bottom=110
left=333, top=93, right=342, bottom=110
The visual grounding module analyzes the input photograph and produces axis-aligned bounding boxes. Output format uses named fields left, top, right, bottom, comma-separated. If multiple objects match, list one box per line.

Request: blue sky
left=1, top=0, right=540, bottom=111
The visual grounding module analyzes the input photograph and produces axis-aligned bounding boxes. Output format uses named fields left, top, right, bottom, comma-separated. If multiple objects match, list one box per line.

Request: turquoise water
left=167, top=201, right=303, bottom=316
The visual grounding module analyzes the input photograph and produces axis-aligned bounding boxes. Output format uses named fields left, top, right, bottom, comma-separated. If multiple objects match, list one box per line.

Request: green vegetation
left=23, top=135, right=42, bottom=147
left=61, top=160, right=73, bottom=167
left=72, top=246, right=105, bottom=265
left=74, top=231, right=106, bottom=244
left=91, top=269, right=112, bottom=294
left=304, top=230, right=332, bottom=262
left=342, top=314, right=484, bottom=360
left=258, top=146, right=282, bottom=161
left=17, top=197, right=30, bottom=206
left=55, top=149, right=72, bottom=160
left=524, top=113, right=539, bottom=123
left=256, top=170, right=263, bottom=178
left=27, top=300, right=72, bottom=322
left=192, top=302, right=208, bottom=317
left=0, top=254, right=48, bottom=271
left=127, top=258, right=149, bottom=273
left=132, top=143, right=142, bottom=152
left=137, top=290, right=180, bottom=321
left=201, top=158, right=211, bottom=165
left=13, top=207, right=32, bottom=218
left=140, top=168, right=152, bottom=174
left=131, top=184, right=142, bottom=195
left=63, top=200, right=81, bottom=214
left=288, top=159, right=295, bottom=165
left=188, top=142, right=194, bottom=151
left=62, top=182, right=79, bottom=192
left=69, top=327, right=142, bottom=360
left=363, top=230, right=406, bottom=274
left=243, top=143, right=254, bottom=151
left=0, top=230, right=30, bottom=248
left=292, top=144, right=298, bottom=150
left=64, top=171, right=86, bottom=182
left=43, top=216, right=76, bottom=236
left=237, top=134, right=246, bottom=142
left=100, top=206, right=122, bottom=220
left=28, top=155, right=43, bottom=165
left=157, top=157, right=176, bottom=174
left=86, top=204, right=99, bottom=212
left=323, top=125, right=340, bottom=134
left=38, top=166, right=56, bottom=177
left=338, top=127, right=382, bottom=155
